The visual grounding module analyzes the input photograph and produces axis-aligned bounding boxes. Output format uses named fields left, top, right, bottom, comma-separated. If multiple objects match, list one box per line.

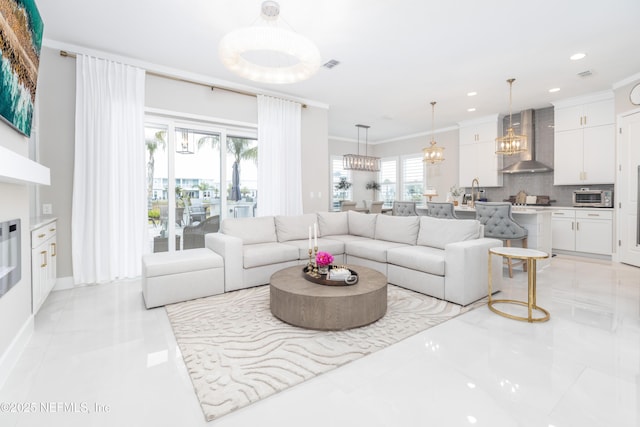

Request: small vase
left=318, top=265, right=329, bottom=275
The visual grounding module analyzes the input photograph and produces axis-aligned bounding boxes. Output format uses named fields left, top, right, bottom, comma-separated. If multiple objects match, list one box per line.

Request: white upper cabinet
left=458, top=114, right=503, bottom=187
left=554, top=97, right=614, bottom=132
left=552, top=92, right=615, bottom=185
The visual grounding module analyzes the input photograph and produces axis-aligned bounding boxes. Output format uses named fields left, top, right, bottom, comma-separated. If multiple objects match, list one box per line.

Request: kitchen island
left=454, top=206, right=552, bottom=270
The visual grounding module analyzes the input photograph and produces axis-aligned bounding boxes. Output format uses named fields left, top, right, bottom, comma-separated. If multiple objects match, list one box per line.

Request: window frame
left=330, top=155, right=353, bottom=211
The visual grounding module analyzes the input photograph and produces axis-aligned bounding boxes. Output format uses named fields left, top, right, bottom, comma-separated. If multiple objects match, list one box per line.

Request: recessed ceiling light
left=570, top=52, right=586, bottom=61
left=549, top=87, right=560, bottom=93
left=467, top=91, right=477, bottom=97
left=467, top=108, right=476, bottom=112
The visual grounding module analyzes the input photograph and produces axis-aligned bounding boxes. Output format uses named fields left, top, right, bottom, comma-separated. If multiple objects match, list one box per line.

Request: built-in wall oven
left=0, top=219, right=21, bottom=298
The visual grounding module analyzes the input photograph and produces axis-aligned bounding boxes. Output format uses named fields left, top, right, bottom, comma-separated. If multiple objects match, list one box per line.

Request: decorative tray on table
left=302, top=265, right=359, bottom=286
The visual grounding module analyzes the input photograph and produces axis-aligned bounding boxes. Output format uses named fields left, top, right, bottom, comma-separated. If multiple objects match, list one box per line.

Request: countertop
left=454, top=206, right=614, bottom=214
left=30, top=216, right=57, bottom=230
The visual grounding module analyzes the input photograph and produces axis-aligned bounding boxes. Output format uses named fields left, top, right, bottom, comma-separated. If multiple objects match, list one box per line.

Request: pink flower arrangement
left=316, top=251, right=334, bottom=267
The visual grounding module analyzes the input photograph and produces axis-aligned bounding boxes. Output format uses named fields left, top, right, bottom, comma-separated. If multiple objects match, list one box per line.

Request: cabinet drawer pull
left=587, top=213, right=599, bottom=217
left=38, top=233, right=46, bottom=238
left=40, top=250, right=47, bottom=268
left=554, top=212, right=565, bottom=215
left=49, top=228, right=56, bottom=232
left=51, top=242, right=57, bottom=257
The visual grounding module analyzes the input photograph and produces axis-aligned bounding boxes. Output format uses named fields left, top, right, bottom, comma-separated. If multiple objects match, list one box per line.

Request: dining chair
left=340, top=200, right=357, bottom=211
left=368, top=201, right=384, bottom=214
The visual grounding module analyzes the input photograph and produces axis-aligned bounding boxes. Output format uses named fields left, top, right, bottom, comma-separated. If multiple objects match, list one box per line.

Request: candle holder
left=307, top=248, right=314, bottom=268
left=313, top=246, right=318, bottom=275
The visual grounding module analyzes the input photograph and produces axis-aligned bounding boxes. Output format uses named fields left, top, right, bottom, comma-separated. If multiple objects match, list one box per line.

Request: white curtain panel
left=256, top=95, right=303, bottom=216
left=72, top=55, right=146, bottom=284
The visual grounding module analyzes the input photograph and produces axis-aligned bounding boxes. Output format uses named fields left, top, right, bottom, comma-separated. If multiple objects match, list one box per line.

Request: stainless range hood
left=500, top=109, right=553, bottom=174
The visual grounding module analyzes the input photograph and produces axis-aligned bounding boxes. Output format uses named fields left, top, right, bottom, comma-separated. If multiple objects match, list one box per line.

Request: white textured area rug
left=166, top=284, right=479, bottom=422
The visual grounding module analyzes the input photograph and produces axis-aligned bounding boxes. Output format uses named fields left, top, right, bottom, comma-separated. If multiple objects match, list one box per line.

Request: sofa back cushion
left=417, top=217, right=481, bottom=249
left=375, top=214, right=420, bottom=245
left=348, top=211, right=377, bottom=238
left=317, top=211, right=349, bottom=236
left=275, top=214, right=317, bottom=242
left=221, top=216, right=277, bottom=245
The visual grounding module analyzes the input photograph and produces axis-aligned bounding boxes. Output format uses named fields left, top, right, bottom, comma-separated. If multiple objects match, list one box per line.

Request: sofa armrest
left=206, top=233, right=243, bottom=292
left=444, top=238, right=503, bottom=306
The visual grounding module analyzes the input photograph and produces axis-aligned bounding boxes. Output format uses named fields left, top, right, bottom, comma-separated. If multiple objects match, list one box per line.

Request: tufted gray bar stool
left=426, top=202, right=458, bottom=219
left=474, top=202, right=528, bottom=278
left=392, top=201, right=417, bottom=216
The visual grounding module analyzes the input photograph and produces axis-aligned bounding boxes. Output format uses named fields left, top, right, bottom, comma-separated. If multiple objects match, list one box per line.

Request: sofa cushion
left=143, top=248, right=223, bottom=277
left=348, top=211, right=377, bottom=238
left=283, top=237, right=346, bottom=260
left=317, top=211, right=349, bottom=236
left=346, top=239, right=408, bottom=263
left=222, top=216, right=277, bottom=245
left=417, top=217, right=481, bottom=250
left=275, top=214, right=317, bottom=243
left=243, top=242, right=299, bottom=268
left=387, top=245, right=446, bottom=276
left=374, top=214, right=420, bottom=244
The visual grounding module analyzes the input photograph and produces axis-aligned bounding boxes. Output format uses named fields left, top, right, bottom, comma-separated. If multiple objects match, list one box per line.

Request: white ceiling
left=37, top=0, right=640, bottom=142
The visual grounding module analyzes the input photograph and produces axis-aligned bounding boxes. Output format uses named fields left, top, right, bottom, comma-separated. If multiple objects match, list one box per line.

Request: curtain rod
left=59, top=50, right=307, bottom=108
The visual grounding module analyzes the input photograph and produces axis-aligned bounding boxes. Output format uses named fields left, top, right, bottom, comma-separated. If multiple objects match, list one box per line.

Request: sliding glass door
left=145, top=116, right=257, bottom=253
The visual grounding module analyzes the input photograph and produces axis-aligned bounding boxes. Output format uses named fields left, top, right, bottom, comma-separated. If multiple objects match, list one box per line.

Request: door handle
left=40, top=250, right=47, bottom=268
left=51, top=242, right=57, bottom=257
left=576, top=222, right=580, bottom=231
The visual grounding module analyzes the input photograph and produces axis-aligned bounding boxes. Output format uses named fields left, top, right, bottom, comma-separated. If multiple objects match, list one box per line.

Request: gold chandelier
left=496, top=78, right=527, bottom=155
left=423, top=101, right=444, bottom=164
left=343, top=124, right=380, bottom=172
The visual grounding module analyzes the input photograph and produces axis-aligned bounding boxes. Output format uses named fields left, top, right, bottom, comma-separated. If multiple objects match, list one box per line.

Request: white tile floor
left=0, top=254, right=638, bottom=426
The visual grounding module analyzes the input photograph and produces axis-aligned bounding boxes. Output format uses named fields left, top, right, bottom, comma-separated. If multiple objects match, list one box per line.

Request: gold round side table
left=488, top=247, right=550, bottom=323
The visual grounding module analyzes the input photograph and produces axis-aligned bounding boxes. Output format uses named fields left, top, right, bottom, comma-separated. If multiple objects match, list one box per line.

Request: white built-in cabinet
left=31, top=218, right=57, bottom=314
left=552, top=92, right=615, bottom=185
left=458, top=114, right=503, bottom=187
left=551, top=209, right=612, bottom=255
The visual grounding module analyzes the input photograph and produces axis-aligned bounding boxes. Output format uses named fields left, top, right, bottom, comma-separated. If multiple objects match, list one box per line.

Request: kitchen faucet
left=470, top=177, right=480, bottom=208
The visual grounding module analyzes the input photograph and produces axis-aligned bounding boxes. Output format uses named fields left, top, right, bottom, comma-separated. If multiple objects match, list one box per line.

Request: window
left=331, top=155, right=352, bottom=210
left=401, top=155, right=424, bottom=201
left=379, top=158, right=397, bottom=206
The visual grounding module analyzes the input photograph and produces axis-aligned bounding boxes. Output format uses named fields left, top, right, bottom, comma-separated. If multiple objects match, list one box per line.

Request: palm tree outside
left=198, top=135, right=257, bottom=202
left=145, top=129, right=166, bottom=202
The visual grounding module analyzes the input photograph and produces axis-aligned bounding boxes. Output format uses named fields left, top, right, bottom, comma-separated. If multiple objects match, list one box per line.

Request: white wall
left=302, top=107, right=329, bottom=213
left=37, top=47, right=75, bottom=279
left=0, top=110, right=34, bottom=386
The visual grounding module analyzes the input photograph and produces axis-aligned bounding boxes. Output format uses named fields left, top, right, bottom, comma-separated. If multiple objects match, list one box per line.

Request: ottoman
left=142, top=248, right=224, bottom=308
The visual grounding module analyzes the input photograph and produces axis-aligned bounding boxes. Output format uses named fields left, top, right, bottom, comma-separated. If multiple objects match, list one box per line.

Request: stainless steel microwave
left=572, top=190, right=613, bottom=207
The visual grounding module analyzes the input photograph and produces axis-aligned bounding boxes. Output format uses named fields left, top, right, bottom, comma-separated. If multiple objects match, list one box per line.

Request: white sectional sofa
left=206, top=211, right=503, bottom=306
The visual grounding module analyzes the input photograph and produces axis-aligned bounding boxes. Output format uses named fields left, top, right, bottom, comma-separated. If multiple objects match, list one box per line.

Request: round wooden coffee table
left=270, top=265, right=387, bottom=331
